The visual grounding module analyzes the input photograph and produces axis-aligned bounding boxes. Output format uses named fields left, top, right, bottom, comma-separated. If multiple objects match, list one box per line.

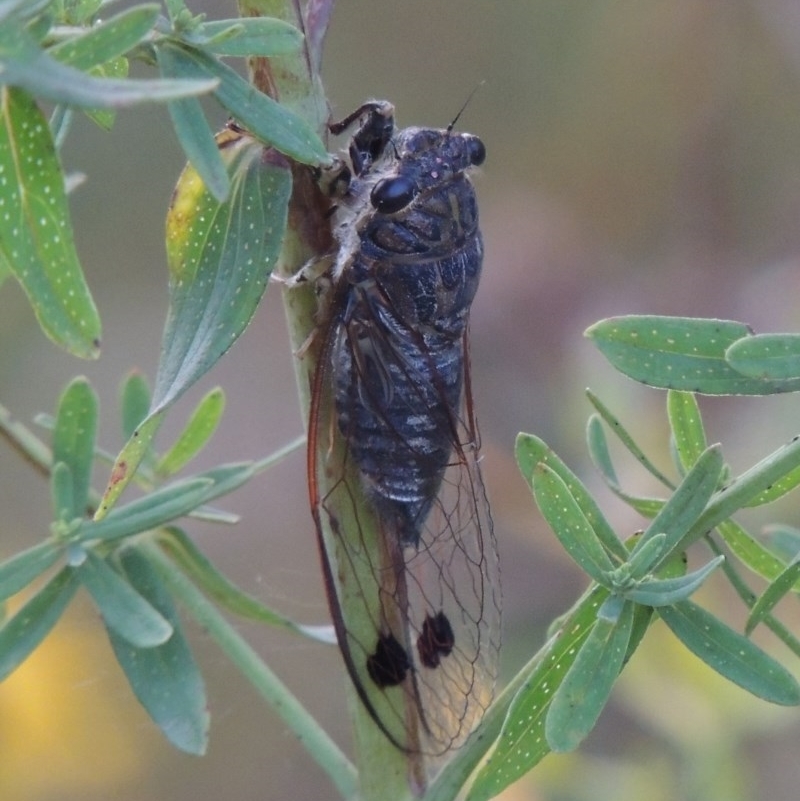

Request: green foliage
left=0, top=0, right=326, bottom=359
left=586, top=315, right=800, bottom=394
left=105, top=548, right=209, bottom=755
left=0, top=368, right=309, bottom=754
left=0, top=89, right=101, bottom=358
left=3, top=2, right=800, bottom=801
left=463, top=314, right=800, bottom=800
left=95, top=126, right=292, bottom=517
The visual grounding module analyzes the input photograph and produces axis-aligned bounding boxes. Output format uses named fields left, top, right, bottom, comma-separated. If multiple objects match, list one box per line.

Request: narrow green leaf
left=155, top=40, right=328, bottom=165
left=467, top=586, right=606, bottom=801
left=156, top=44, right=229, bottom=201
left=667, top=390, right=707, bottom=473
left=87, top=462, right=257, bottom=541
left=86, top=478, right=213, bottom=542
left=0, top=566, right=79, bottom=681
left=78, top=550, right=172, bottom=647
left=0, top=87, right=101, bottom=358
left=726, top=333, right=800, bottom=381
left=585, top=416, right=665, bottom=517
left=586, top=390, right=676, bottom=488
left=744, top=462, right=800, bottom=508
left=0, top=28, right=218, bottom=109
left=545, top=599, right=634, bottom=752
left=684, top=436, right=800, bottom=549
left=94, top=412, right=164, bottom=519
left=50, top=461, right=75, bottom=523
left=532, top=463, right=616, bottom=582
left=0, top=541, right=61, bottom=603
left=641, top=445, right=723, bottom=568
left=624, top=532, right=666, bottom=580
left=586, top=316, right=800, bottom=395
left=107, top=548, right=209, bottom=754
left=83, top=56, right=127, bottom=131
left=52, top=377, right=98, bottom=518
left=151, top=127, right=291, bottom=414
left=119, top=371, right=151, bottom=441
left=585, top=413, right=619, bottom=484
left=156, top=388, right=225, bottom=477
left=718, top=520, right=788, bottom=585
left=196, top=17, right=303, bottom=57
left=624, top=556, right=723, bottom=606
left=516, top=433, right=627, bottom=562
left=156, top=527, right=334, bottom=642
left=48, top=5, right=159, bottom=70
left=746, top=558, right=800, bottom=635
left=659, top=600, right=800, bottom=705
left=762, top=524, right=800, bottom=562
left=166, top=96, right=229, bottom=201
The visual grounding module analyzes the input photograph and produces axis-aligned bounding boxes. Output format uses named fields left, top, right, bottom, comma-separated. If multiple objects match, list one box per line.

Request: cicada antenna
left=447, top=81, right=486, bottom=133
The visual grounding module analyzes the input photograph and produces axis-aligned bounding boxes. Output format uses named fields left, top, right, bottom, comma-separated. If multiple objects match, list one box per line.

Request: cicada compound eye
left=467, top=136, right=486, bottom=167
left=370, top=175, right=417, bottom=214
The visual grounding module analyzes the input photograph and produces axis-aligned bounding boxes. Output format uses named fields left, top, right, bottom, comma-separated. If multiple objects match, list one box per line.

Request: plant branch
left=142, top=538, right=358, bottom=799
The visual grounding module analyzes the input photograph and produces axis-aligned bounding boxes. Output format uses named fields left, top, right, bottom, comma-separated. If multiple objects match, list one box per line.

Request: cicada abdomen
left=306, top=101, right=500, bottom=758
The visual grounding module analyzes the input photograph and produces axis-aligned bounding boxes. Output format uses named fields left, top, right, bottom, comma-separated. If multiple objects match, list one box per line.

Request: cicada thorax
left=334, top=253, right=480, bottom=546
left=307, top=102, right=500, bottom=760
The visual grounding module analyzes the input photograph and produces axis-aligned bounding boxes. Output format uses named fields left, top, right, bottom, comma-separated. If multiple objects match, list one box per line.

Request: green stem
left=142, top=539, right=358, bottom=800
left=684, top=436, right=800, bottom=549
left=238, top=3, right=417, bottom=798
left=0, top=401, right=52, bottom=477
left=705, top=534, right=800, bottom=658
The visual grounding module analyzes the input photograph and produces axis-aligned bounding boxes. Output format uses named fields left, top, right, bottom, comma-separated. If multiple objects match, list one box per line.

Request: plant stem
left=705, top=534, right=800, bottom=658
left=0, top=402, right=52, bottom=477
left=142, top=539, right=358, bottom=799
left=240, top=3, right=418, bottom=798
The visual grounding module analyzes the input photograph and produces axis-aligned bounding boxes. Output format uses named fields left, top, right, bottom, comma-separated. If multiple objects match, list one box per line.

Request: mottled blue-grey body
left=332, top=124, right=485, bottom=546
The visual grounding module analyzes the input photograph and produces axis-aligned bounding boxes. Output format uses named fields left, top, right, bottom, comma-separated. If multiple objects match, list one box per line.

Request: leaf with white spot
left=107, top=547, right=209, bottom=754
left=0, top=86, right=101, bottom=358
left=466, top=586, right=607, bottom=801
left=52, top=376, right=98, bottom=520
left=531, top=462, right=616, bottom=583
left=660, top=600, right=800, bottom=705
left=95, top=128, right=290, bottom=515
left=47, top=5, right=159, bottom=71
left=545, top=597, right=634, bottom=752
left=153, top=126, right=290, bottom=412
left=586, top=316, right=800, bottom=395
left=726, top=333, right=800, bottom=381
left=0, top=22, right=217, bottom=110
left=667, top=390, right=708, bottom=474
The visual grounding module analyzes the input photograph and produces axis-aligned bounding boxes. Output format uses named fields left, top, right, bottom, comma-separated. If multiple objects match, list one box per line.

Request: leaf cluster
left=462, top=317, right=800, bottom=800
left=2, top=2, right=800, bottom=800
left=0, top=0, right=326, bottom=359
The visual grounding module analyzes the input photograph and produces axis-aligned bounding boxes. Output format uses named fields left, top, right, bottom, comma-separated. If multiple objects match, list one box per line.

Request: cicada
left=305, top=100, right=500, bottom=758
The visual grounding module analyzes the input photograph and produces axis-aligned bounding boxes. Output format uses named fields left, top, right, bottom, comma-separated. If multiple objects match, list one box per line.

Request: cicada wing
left=388, top=356, right=501, bottom=753
left=308, top=307, right=500, bottom=757
left=308, top=318, right=419, bottom=753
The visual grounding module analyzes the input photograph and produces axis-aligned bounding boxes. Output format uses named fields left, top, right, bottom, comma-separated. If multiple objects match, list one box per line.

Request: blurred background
left=3, top=1, right=800, bottom=799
